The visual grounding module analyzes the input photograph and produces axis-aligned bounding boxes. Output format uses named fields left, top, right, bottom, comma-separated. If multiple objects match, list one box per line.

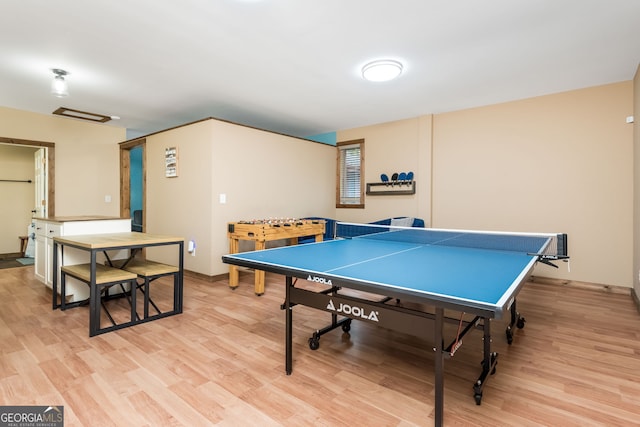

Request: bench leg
left=144, top=277, right=151, bottom=318
left=60, top=272, right=66, bottom=311
left=173, top=272, right=181, bottom=313
left=89, top=281, right=100, bottom=337
left=130, top=279, right=137, bottom=324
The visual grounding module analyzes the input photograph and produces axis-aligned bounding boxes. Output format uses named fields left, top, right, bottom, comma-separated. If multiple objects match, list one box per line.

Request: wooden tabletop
left=53, top=232, right=184, bottom=249
left=34, top=216, right=126, bottom=223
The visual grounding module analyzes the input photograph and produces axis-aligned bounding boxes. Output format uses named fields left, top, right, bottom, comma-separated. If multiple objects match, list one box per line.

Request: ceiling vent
left=52, top=107, right=112, bottom=123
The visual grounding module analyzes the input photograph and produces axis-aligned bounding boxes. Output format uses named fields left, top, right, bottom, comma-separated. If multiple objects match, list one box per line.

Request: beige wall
left=432, top=82, right=634, bottom=287
left=2, top=79, right=635, bottom=289
left=336, top=82, right=634, bottom=288
left=0, top=106, right=126, bottom=252
left=0, top=144, right=37, bottom=253
left=633, top=65, right=640, bottom=297
left=142, top=119, right=336, bottom=276
left=336, top=116, right=432, bottom=224
left=142, top=120, right=214, bottom=274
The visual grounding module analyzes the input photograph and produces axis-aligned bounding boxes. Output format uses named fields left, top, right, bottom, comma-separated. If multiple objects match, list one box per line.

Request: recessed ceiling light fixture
left=361, top=59, right=403, bottom=82
left=52, top=107, right=112, bottom=123
left=51, top=68, right=69, bottom=97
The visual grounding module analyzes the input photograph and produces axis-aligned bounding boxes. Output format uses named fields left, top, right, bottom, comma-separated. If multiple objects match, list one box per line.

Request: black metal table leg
left=506, top=298, right=526, bottom=345
left=474, top=317, right=498, bottom=404
left=285, top=276, right=293, bottom=375
left=52, top=241, right=58, bottom=309
left=89, top=250, right=99, bottom=337
left=434, top=307, right=444, bottom=427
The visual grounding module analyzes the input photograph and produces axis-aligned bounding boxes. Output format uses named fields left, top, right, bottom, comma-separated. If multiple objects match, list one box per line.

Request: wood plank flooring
left=1, top=266, right=639, bottom=426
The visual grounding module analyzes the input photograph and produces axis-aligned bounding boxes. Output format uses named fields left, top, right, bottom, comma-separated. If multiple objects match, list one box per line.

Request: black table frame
left=52, top=236, right=184, bottom=337
left=281, top=277, right=528, bottom=426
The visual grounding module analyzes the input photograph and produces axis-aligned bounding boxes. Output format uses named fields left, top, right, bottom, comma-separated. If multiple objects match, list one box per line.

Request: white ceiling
left=1, top=0, right=639, bottom=139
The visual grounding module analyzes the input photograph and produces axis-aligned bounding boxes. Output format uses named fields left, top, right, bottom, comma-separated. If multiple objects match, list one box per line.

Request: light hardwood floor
left=1, top=266, right=639, bottom=426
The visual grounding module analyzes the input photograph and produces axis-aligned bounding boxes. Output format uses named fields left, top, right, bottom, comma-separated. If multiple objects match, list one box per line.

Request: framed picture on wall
left=165, top=147, right=178, bottom=177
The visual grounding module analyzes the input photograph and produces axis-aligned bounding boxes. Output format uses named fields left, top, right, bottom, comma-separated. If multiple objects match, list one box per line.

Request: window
left=336, top=139, right=364, bottom=208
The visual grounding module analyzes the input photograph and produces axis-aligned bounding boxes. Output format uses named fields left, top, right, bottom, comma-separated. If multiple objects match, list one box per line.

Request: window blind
left=339, top=143, right=361, bottom=205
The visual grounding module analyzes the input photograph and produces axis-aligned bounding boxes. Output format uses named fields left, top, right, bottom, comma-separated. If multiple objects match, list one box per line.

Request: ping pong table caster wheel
left=341, top=319, right=352, bottom=333
left=308, top=336, right=320, bottom=350
left=474, top=393, right=483, bottom=405
left=516, top=317, right=526, bottom=329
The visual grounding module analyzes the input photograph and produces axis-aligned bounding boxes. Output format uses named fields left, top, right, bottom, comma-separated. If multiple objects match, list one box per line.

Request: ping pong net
left=333, top=222, right=568, bottom=262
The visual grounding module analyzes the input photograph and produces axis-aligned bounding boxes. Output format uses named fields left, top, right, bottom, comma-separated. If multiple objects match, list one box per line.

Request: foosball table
left=227, top=218, right=325, bottom=295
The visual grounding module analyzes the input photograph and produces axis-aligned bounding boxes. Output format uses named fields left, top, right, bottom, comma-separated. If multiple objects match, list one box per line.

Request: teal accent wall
left=130, top=146, right=143, bottom=216
left=306, top=132, right=336, bottom=146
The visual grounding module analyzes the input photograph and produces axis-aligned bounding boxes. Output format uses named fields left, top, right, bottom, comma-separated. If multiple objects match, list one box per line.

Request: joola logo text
left=326, top=299, right=379, bottom=322
left=307, top=275, right=332, bottom=285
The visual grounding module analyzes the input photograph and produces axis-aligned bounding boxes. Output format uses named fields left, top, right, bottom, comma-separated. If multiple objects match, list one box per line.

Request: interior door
left=34, top=148, right=47, bottom=217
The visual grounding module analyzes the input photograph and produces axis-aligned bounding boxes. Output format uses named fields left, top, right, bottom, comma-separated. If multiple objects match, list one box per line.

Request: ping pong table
left=222, top=222, right=568, bottom=426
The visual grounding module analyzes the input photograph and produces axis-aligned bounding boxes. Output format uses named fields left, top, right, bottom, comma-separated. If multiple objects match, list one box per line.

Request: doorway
left=0, top=137, right=55, bottom=215
left=119, top=139, right=145, bottom=231
left=0, top=136, right=55, bottom=256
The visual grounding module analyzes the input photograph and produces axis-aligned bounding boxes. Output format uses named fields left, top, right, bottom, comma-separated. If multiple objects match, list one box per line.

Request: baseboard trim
left=184, top=269, right=227, bottom=282
left=0, top=252, right=23, bottom=260
left=529, top=275, right=632, bottom=296
left=632, top=287, right=640, bottom=313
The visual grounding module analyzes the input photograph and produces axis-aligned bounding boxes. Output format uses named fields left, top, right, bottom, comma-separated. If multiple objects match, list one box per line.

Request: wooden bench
left=60, top=263, right=138, bottom=336
left=117, top=259, right=181, bottom=319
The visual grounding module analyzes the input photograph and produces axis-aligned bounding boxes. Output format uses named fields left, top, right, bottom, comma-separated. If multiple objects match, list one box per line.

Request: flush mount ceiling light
left=51, top=68, right=69, bottom=97
left=361, top=60, right=403, bottom=82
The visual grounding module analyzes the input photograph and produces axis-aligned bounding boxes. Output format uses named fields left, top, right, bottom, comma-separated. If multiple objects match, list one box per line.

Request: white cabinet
left=34, top=217, right=131, bottom=302
left=34, top=226, right=46, bottom=282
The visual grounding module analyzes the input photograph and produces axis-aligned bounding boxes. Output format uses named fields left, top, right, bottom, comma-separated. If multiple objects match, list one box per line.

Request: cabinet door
left=34, top=221, right=46, bottom=237
left=45, top=223, right=62, bottom=286
left=34, top=235, right=46, bottom=283
left=45, top=237, right=54, bottom=286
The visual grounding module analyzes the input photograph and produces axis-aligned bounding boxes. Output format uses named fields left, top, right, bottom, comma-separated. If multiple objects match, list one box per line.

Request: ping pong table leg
left=506, top=298, right=526, bottom=345
left=434, top=307, right=444, bottom=427
left=473, top=317, right=498, bottom=405
left=285, top=276, right=293, bottom=375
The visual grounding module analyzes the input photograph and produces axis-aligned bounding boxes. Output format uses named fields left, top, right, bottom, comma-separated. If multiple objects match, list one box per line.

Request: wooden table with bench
left=52, top=232, right=184, bottom=336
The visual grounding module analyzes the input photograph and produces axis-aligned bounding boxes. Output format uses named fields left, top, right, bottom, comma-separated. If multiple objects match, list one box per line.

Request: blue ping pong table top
left=222, top=229, right=549, bottom=316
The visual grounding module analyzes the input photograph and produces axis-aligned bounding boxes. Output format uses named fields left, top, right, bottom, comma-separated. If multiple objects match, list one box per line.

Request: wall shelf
left=366, top=181, right=415, bottom=196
